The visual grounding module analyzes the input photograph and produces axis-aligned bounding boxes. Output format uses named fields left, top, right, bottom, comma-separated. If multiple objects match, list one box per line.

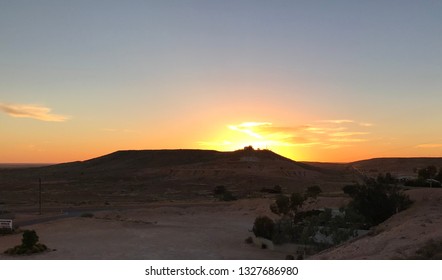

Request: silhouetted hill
left=1, top=149, right=338, bottom=205
left=349, top=157, right=442, bottom=176
left=45, top=149, right=321, bottom=174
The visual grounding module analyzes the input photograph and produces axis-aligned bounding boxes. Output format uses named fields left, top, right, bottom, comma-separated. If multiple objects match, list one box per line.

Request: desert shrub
left=273, top=185, right=282, bottom=193
left=220, top=191, right=237, bottom=201
left=343, top=183, right=412, bottom=226
left=290, top=193, right=305, bottom=213
left=4, top=230, right=48, bottom=255
left=260, top=185, right=282, bottom=194
left=272, top=216, right=295, bottom=244
left=376, top=173, right=397, bottom=184
left=253, top=216, right=275, bottom=240
left=213, top=186, right=237, bottom=201
left=22, top=230, right=39, bottom=249
left=213, top=185, right=226, bottom=195
left=305, top=186, right=322, bottom=199
left=80, top=212, right=94, bottom=218
left=270, top=192, right=306, bottom=217
left=270, top=195, right=291, bottom=216
left=418, top=165, right=438, bottom=180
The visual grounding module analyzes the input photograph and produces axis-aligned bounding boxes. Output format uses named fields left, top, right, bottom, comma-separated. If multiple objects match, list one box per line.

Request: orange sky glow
left=2, top=2, right=442, bottom=163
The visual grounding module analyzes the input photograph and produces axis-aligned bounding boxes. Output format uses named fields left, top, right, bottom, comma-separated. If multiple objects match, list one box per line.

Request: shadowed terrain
left=1, top=149, right=442, bottom=259
left=0, top=149, right=349, bottom=208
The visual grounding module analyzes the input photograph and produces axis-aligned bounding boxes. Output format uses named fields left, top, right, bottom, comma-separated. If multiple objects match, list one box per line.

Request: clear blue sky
left=1, top=0, right=442, bottom=162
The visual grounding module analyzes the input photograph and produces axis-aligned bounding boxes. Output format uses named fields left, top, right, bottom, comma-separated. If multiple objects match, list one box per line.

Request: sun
left=199, top=121, right=301, bottom=160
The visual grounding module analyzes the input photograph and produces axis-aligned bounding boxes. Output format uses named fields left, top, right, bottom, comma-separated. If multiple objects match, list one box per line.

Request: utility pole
left=39, top=178, right=42, bottom=215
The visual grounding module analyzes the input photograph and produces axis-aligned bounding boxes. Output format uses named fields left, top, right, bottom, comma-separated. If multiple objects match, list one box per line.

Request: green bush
left=305, top=186, right=322, bottom=199
left=214, top=186, right=226, bottom=195
left=253, top=216, right=275, bottom=240
left=343, top=183, right=412, bottom=226
left=80, top=212, right=94, bottom=218
left=221, top=191, right=237, bottom=201
left=270, top=195, right=290, bottom=216
left=22, top=230, right=39, bottom=249
left=4, top=230, right=48, bottom=255
left=213, top=186, right=237, bottom=201
left=270, top=192, right=306, bottom=217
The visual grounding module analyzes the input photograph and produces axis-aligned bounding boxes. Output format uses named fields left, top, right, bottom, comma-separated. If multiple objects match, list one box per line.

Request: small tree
left=22, top=230, right=39, bottom=249
left=270, top=193, right=306, bottom=217
left=253, top=216, right=275, bottom=240
left=343, top=183, right=412, bottom=226
left=418, top=165, right=438, bottom=180
left=213, top=185, right=237, bottom=201
left=270, top=195, right=290, bottom=216
left=273, top=185, right=282, bottom=193
left=4, top=229, right=48, bottom=255
left=305, top=186, right=322, bottom=200
left=377, top=173, right=397, bottom=184
left=290, top=193, right=305, bottom=213
left=214, top=185, right=226, bottom=195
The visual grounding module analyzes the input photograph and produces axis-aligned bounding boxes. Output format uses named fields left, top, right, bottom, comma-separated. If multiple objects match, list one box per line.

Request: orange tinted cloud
left=0, top=102, right=69, bottom=122
left=416, top=143, right=442, bottom=148
left=200, top=120, right=373, bottom=159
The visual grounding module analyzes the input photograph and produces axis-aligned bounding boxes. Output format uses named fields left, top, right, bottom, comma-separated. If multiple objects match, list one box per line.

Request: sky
left=1, top=0, right=442, bottom=163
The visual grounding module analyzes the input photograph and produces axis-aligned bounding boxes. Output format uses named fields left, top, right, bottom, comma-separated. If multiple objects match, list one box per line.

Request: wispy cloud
left=228, top=122, right=272, bottom=139
left=200, top=119, right=373, bottom=152
left=101, top=128, right=139, bottom=133
left=329, top=138, right=367, bottom=143
left=318, top=119, right=374, bottom=127
left=102, top=128, right=118, bottom=132
left=318, top=119, right=355, bottom=124
left=0, top=102, right=69, bottom=122
left=331, top=132, right=369, bottom=137
left=416, top=143, right=442, bottom=148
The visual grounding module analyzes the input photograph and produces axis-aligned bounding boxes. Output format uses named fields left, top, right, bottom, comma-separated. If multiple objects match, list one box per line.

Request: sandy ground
left=312, top=188, right=442, bottom=259
left=0, top=199, right=292, bottom=260
left=2, top=189, right=439, bottom=260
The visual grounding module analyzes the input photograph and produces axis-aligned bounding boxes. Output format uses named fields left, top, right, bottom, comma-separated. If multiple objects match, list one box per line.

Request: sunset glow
left=1, top=2, right=442, bottom=163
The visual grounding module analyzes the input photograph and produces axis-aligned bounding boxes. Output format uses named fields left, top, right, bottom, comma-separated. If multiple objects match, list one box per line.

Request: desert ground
left=0, top=199, right=292, bottom=259
left=1, top=149, right=442, bottom=259
left=1, top=189, right=440, bottom=260
left=312, top=188, right=442, bottom=259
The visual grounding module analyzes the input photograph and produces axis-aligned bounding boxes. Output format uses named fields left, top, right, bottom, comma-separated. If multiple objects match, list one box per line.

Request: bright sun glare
left=200, top=122, right=299, bottom=160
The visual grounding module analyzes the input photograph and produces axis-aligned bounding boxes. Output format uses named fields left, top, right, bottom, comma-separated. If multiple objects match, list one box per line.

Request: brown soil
left=0, top=199, right=291, bottom=260
left=312, top=188, right=442, bottom=259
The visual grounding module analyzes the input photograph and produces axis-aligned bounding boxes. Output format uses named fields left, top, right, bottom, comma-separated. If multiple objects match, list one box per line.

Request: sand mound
left=312, top=188, right=442, bottom=259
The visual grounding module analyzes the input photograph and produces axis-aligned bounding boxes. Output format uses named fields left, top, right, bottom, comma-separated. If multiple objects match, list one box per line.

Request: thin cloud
left=323, top=144, right=347, bottom=149
left=318, top=119, right=374, bottom=128
left=102, top=128, right=139, bottom=133
left=0, top=103, right=69, bottom=122
left=306, top=126, right=347, bottom=134
left=318, top=119, right=355, bottom=124
left=102, top=128, right=118, bottom=132
left=416, top=143, right=442, bottom=148
left=331, top=132, right=369, bottom=137
left=329, top=138, right=367, bottom=143
left=228, top=122, right=272, bottom=139
left=201, top=119, right=373, bottom=152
